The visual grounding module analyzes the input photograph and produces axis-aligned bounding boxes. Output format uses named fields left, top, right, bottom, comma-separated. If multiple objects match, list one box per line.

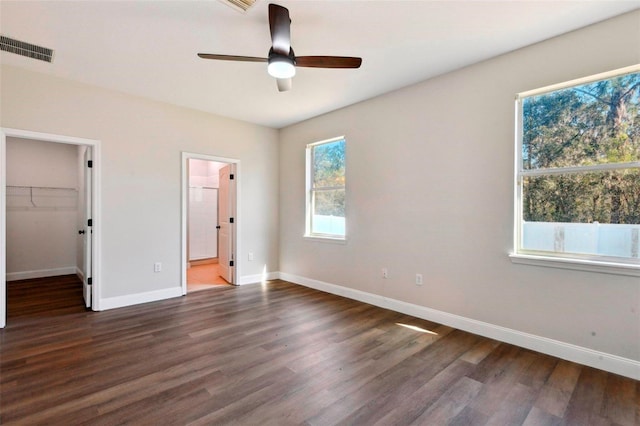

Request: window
left=514, top=67, right=640, bottom=272
left=306, top=137, right=346, bottom=240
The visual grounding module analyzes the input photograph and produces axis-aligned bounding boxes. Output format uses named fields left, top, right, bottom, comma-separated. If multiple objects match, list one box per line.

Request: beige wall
left=1, top=65, right=280, bottom=299
left=279, top=11, right=640, bottom=362
left=1, top=9, right=638, bottom=371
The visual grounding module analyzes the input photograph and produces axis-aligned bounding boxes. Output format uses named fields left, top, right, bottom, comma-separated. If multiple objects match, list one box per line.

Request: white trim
left=513, top=99, right=522, bottom=264
left=76, top=266, right=85, bottom=282
left=306, top=135, right=346, bottom=149
left=517, top=64, right=640, bottom=99
left=6, top=267, right=77, bottom=282
left=520, top=161, right=640, bottom=177
left=0, top=131, right=5, bottom=328
left=303, top=235, right=347, bottom=244
left=100, top=286, right=183, bottom=311
left=0, top=128, right=102, bottom=328
left=279, top=272, right=640, bottom=380
left=509, top=253, right=640, bottom=277
left=238, top=271, right=280, bottom=285
left=181, top=152, right=241, bottom=294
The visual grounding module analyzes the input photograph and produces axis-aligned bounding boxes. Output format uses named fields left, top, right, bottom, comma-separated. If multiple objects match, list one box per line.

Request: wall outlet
left=154, top=262, right=162, bottom=273
left=382, top=268, right=388, bottom=279
left=415, top=273, right=423, bottom=286
left=248, top=252, right=254, bottom=261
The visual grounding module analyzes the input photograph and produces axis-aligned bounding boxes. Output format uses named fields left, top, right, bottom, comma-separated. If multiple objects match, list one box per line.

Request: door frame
left=0, top=128, right=102, bottom=328
left=181, top=152, right=240, bottom=294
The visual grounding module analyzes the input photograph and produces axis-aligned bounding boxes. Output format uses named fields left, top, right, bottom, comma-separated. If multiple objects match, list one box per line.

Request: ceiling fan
left=198, top=3, right=362, bottom=92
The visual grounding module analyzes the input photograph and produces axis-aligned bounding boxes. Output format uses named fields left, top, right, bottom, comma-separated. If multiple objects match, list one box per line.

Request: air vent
left=219, top=0, right=257, bottom=13
left=0, top=35, right=54, bottom=63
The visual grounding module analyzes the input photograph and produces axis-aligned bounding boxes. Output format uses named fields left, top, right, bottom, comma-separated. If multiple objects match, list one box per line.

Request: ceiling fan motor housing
left=267, top=47, right=296, bottom=78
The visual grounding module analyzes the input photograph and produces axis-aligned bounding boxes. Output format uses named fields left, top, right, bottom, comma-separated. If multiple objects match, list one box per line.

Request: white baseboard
left=279, top=272, right=640, bottom=381
left=6, top=266, right=77, bottom=281
left=76, top=267, right=85, bottom=282
left=99, top=287, right=183, bottom=311
left=238, top=271, right=280, bottom=285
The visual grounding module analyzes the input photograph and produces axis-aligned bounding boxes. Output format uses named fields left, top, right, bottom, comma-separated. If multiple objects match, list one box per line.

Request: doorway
left=181, top=153, right=239, bottom=294
left=0, top=128, right=101, bottom=328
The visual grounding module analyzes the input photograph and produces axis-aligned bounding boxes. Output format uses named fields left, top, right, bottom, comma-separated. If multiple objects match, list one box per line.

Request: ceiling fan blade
left=295, top=56, right=362, bottom=69
left=198, top=53, right=267, bottom=63
left=269, top=4, right=291, bottom=55
left=276, top=78, right=292, bottom=92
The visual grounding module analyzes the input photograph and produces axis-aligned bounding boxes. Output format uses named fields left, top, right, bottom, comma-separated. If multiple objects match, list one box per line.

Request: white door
left=218, top=164, right=235, bottom=284
left=82, top=148, right=93, bottom=308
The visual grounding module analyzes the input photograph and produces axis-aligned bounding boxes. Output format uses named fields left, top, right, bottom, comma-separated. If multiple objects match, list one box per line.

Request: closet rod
left=7, top=185, right=78, bottom=191
left=189, top=186, right=218, bottom=190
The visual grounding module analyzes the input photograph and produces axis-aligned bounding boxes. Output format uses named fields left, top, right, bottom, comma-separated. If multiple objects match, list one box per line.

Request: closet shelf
left=7, top=185, right=79, bottom=209
left=7, top=185, right=78, bottom=191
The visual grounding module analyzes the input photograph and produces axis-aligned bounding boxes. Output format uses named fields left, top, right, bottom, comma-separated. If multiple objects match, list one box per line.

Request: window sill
left=509, top=253, right=640, bottom=277
left=303, top=235, right=347, bottom=244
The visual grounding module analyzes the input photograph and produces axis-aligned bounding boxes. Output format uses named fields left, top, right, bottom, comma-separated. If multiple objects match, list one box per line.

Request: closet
left=6, top=138, right=82, bottom=281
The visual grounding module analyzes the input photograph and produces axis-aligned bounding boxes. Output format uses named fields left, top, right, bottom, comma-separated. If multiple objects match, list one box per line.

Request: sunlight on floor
left=396, top=323, right=438, bottom=335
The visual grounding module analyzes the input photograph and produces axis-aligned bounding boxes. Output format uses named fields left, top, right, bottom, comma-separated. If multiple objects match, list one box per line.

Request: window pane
left=311, top=189, right=345, bottom=236
left=523, top=170, right=640, bottom=224
left=522, top=72, right=640, bottom=170
left=522, top=170, right=640, bottom=259
left=313, top=140, right=345, bottom=188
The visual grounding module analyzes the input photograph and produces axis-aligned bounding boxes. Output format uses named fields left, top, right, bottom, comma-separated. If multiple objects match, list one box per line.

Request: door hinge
left=87, top=277, right=93, bottom=285
left=230, top=260, right=234, bottom=267
left=230, top=217, right=234, bottom=224
left=88, top=219, right=93, bottom=227
left=87, top=160, right=93, bottom=168
left=230, top=174, right=234, bottom=180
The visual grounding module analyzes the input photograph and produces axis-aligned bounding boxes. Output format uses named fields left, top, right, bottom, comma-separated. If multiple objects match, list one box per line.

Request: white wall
left=6, top=138, right=79, bottom=280
left=279, top=10, right=640, bottom=364
left=1, top=65, right=279, bottom=301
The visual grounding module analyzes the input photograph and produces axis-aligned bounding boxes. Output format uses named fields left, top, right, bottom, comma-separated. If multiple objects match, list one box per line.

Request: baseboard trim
left=279, top=272, right=640, bottom=380
left=6, top=266, right=77, bottom=281
left=76, top=267, right=85, bottom=282
left=238, top=271, right=280, bottom=285
left=99, top=287, right=183, bottom=311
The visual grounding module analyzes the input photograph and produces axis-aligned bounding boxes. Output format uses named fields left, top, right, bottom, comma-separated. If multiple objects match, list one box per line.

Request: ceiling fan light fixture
left=268, top=56, right=296, bottom=79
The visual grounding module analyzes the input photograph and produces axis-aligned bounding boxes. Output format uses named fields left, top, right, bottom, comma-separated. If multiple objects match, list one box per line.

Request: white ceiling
left=1, top=1, right=639, bottom=128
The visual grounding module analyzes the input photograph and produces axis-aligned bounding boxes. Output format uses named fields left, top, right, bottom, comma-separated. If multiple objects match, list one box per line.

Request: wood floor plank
left=601, top=373, right=638, bottom=426
left=331, top=331, right=482, bottom=425
left=562, top=366, right=610, bottom=425
left=484, top=382, right=538, bottom=425
left=460, top=338, right=501, bottom=365
left=372, top=360, right=477, bottom=425
left=410, top=375, right=484, bottom=424
left=449, top=406, right=491, bottom=426
left=1, top=276, right=638, bottom=425
left=521, top=406, right=562, bottom=426
left=532, top=359, right=583, bottom=419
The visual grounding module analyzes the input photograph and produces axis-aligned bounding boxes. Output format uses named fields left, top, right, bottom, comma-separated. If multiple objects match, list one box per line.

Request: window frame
left=511, top=65, right=640, bottom=277
left=305, top=136, right=347, bottom=241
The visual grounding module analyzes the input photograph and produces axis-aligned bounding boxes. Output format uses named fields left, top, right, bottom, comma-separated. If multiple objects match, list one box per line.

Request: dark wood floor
left=1, top=276, right=638, bottom=425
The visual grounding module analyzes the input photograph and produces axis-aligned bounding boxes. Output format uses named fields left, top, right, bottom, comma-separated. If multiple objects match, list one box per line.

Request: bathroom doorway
left=181, top=153, right=239, bottom=294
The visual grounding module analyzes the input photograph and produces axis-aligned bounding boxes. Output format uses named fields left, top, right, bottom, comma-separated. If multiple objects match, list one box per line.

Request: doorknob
left=216, top=226, right=221, bottom=230
left=78, top=230, right=85, bottom=235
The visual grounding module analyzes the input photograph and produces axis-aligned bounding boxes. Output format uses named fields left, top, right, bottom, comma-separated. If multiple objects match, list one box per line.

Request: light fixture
left=268, top=55, right=296, bottom=79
